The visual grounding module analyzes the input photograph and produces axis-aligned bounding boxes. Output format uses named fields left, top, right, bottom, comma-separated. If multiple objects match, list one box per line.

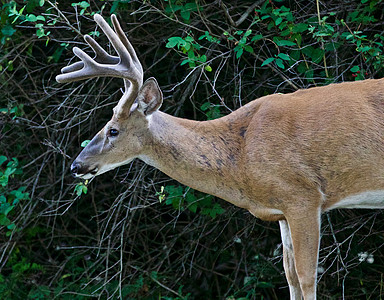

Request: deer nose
left=71, top=161, right=92, bottom=177
left=71, top=162, right=82, bottom=177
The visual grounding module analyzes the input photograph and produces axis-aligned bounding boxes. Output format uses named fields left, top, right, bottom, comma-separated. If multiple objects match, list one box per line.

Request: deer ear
left=137, top=77, right=163, bottom=115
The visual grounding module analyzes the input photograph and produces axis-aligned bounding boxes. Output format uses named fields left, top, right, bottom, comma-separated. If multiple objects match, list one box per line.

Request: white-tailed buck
left=56, top=14, right=384, bottom=300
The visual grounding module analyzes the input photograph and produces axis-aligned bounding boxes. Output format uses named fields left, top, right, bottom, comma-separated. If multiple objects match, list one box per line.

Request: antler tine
left=111, top=15, right=141, bottom=71
left=56, top=14, right=144, bottom=107
left=92, top=15, right=132, bottom=67
left=60, top=35, right=119, bottom=74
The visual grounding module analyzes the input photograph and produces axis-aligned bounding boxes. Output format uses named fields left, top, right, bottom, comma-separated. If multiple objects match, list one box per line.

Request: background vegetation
left=1, top=0, right=384, bottom=299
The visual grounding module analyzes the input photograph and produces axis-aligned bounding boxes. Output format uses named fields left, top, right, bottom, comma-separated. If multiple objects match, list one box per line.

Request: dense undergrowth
left=1, top=0, right=384, bottom=299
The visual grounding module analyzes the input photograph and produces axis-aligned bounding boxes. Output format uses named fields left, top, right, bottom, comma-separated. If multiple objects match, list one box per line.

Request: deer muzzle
left=71, top=161, right=99, bottom=179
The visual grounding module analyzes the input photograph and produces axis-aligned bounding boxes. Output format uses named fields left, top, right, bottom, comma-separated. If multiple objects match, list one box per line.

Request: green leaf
left=198, top=32, right=207, bottom=40
left=1, top=25, right=16, bottom=37
left=294, top=33, right=302, bottom=46
left=289, top=50, right=300, bottom=61
left=293, top=23, right=308, bottom=33
left=165, top=4, right=183, bottom=13
left=244, top=29, right=252, bottom=37
left=180, top=9, right=190, bottom=21
left=275, top=39, right=296, bottom=47
left=82, top=185, right=88, bottom=194
left=181, top=1, right=198, bottom=19
left=188, top=203, right=198, bottom=213
left=185, top=192, right=198, bottom=213
left=88, top=30, right=100, bottom=37
left=278, top=53, right=290, bottom=61
left=235, top=48, right=244, bottom=59
left=244, top=45, right=254, bottom=53
left=325, top=41, right=341, bottom=51
left=110, top=1, right=119, bottom=14
left=301, top=46, right=314, bottom=57
left=192, top=43, right=200, bottom=50
left=26, top=14, right=37, bottom=22
left=0, top=215, right=11, bottom=226
left=6, top=157, right=17, bottom=168
left=3, top=205, right=14, bottom=216
left=275, top=58, right=285, bottom=69
left=165, top=185, right=183, bottom=199
left=180, top=59, right=190, bottom=66
left=200, top=102, right=211, bottom=111
left=73, top=1, right=90, bottom=9
left=203, top=203, right=225, bottom=218
left=350, top=65, right=360, bottom=72
left=187, top=50, right=195, bottom=59
left=275, top=17, right=283, bottom=26
left=261, top=57, right=275, bottom=67
left=166, top=39, right=178, bottom=48
left=172, top=197, right=183, bottom=209
left=256, top=281, right=275, bottom=288
left=81, top=140, right=91, bottom=147
left=302, top=46, right=323, bottom=63
left=0, top=175, right=8, bottom=187
left=359, top=46, right=373, bottom=53
left=251, top=34, right=263, bottom=42
left=166, top=37, right=185, bottom=48
left=185, top=2, right=198, bottom=10
left=36, top=28, right=46, bottom=38
left=7, top=223, right=16, bottom=230
left=75, top=186, right=81, bottom=196
left=0, top=156, right=7, bottom=166
left=184, top=36, right=194, bottom=43
left=50, top=46, right=65, bottom=63
left=74, top=183, right=87, bottom=196
left=204, top=65, right=212, bottom=72
left=311, top=49, right=324, bottom=63
left=183, top=43, right=191, bottom=51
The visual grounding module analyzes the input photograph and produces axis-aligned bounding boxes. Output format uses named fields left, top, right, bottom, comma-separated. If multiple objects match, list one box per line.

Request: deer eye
left=109, top=128, right=119, bottom=137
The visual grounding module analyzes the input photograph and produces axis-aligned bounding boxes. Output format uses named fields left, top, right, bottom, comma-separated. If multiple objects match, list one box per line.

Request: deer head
left=56, top=14, right=163, bottom=179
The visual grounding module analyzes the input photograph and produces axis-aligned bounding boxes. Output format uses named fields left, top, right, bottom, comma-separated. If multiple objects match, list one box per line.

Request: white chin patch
left=78, top=173, right=96, bottom=180
left=97, top=159, right=135, bottom=176
left=75, top=159, right=134, bottom=180
left=75, top=167, right=99, bottom=180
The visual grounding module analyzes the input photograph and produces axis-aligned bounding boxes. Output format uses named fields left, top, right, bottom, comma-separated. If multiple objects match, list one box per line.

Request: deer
left=56, top=14, right=384, bottom=300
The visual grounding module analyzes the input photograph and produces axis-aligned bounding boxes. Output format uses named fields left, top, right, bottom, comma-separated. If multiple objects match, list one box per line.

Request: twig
left=47, top=0, right=83, bottom=36
left=316, top=0, right=329, bottom=78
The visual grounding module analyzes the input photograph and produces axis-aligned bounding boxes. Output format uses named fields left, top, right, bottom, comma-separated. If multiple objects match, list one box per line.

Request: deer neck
left=140, top=111, right=247, bottom=203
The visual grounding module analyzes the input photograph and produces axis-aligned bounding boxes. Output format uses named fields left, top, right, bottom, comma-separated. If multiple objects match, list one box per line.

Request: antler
left=56, top=14, right=143, bottom=114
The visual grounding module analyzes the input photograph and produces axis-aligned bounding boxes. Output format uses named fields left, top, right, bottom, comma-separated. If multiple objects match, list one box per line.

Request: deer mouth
left=77, top=167, right=99, bottom=180
left=89, top=167, right=99, bottom=175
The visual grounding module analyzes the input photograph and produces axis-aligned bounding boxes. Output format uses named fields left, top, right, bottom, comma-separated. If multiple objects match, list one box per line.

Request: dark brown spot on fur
left=228, top=154, right=236, bottom=163
left=216, top=159, right=223, bottom=167
left=219, top=136, right=229, bottom=145
left=169, top=143, right=181, bottom=160
left=199, top=154, right=212, bottom=167
left=239, top=127, right=247, bottom=138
